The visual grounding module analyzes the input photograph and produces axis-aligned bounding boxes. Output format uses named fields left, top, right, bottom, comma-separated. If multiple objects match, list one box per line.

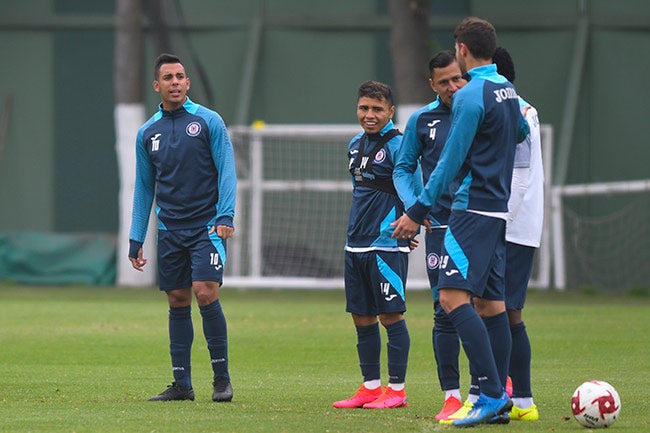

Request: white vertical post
left=229, top=191, right=243, bottom=276
left=249, top=131, right=264, bottom=277
left=551, top=187, right=566, bottom=290
left=115, top=103, right=157, bottom=287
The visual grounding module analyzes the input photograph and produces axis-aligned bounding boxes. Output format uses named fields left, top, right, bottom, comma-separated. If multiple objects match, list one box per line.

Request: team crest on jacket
left=374, top=148, right=386, bottom=163
left=186, top=121, right=201, bottom=137
left=427, top=252, right=440, bottom=270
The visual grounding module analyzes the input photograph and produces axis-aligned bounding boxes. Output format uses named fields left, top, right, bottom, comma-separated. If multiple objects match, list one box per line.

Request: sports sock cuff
left=447, top=303, right=474, bottom=326
left=482, top=311, right=508, bottom=329
left=510, top=321, right=526, bottom=333
left=199, top=299, right=222, bottom=315
left=385, top=319, right=408, bottom=334
left=356, top=322, right=380, bottom=337
left=169, top=305, right=192, bottom=318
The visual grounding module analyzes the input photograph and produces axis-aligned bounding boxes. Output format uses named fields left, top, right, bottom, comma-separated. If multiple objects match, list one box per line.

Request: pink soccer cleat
left=333, top=385, right=383, bottom=409
left=363, top=386, right=408, bottom=409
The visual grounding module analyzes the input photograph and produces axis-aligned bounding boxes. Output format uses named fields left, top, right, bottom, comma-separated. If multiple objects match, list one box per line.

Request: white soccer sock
left=513, top=397, right=534, bottom=408
left=364, top=379, right=381, bottom=390
left=445, top=389, right=462, bottom=401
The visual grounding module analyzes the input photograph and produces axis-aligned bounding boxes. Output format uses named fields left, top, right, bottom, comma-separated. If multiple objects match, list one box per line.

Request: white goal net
left=551, top=180, right=650, bottom=291
left=226, top=124, right=555, bottom=291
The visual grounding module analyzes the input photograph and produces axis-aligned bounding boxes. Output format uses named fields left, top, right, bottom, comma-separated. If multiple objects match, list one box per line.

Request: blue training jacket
left=393, top=95, right=456, bottom=227
left=406, top=64, right=529, bottom=224
left=129, top=97, right=236, bottom=248
left=345, top=120, right=417, bottom=252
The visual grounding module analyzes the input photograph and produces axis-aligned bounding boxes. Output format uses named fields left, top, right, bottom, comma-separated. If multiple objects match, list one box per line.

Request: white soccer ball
left=571, top=380, right=621, bottom=428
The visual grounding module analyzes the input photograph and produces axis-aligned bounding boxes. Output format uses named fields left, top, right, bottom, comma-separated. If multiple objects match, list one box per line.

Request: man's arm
left=407, top=91, right=482, bottom=224
left=209, top=113, right=237, bottom=235
left=129, top=128, right=156, bottom=257
left=393, top=111, right=424, bottom=210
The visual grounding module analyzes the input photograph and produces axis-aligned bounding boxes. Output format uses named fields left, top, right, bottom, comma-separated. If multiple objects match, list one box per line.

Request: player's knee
left=474, top=298, right=505, bottom=317
left=507, top=309, right=522, bottom=324
left=379, top=312, right=404, bottom=327
left=166, top=287, right=192, bottom=307
left=193, top=281, right=220, bottom=306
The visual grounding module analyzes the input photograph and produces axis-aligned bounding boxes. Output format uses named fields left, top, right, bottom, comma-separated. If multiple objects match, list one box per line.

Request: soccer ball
left=571, top=380, right=621, bottom=428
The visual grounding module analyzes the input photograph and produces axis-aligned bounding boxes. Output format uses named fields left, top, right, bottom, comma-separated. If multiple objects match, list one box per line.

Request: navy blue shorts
left=438, top=210, right=506, bottom=301
left=505, top=241, right=536, bottom=310
left=344, top=250, right=408, bottom=316
left=425, top=227, right=446, bottom=301
left=157, top=226, right=227, bottom=291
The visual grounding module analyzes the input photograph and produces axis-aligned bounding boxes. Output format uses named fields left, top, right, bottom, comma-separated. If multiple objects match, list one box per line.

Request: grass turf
left=0, top=284, right=648, bottom=432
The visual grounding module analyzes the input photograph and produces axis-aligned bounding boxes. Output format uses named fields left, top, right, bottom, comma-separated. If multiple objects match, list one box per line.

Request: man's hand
left=391, top=214, right=421, bottom=239
left=408, top=237, right=419, bottom=252
left=129, top=248, right=147, bottom=272
left=210, top=225, right=234, bottom=239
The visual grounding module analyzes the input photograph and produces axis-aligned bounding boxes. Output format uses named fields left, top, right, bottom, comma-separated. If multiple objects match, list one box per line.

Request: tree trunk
left=388, top=0, right=431, bottom=124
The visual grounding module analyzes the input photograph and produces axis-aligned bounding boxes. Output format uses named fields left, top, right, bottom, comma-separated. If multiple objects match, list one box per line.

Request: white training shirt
left=506, top=98, right=544, bottom=248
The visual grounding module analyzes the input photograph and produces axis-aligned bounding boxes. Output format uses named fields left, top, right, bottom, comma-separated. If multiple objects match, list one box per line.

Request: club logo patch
left=374, top=148, right=386, bottom=163
left=186, top=121, right=201, bottom=137
left=427, top=253, right=440, bottom=270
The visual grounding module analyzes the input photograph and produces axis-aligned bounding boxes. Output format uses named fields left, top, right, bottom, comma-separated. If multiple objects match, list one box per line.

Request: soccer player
left=392, top=50, right=468, bottom=421
left=333, top=80, right=420, bottom=410
left=391, top=17, right=529, bottom=427
left=493, top=45, right=544, bottom=421
left=128, top=53, right=237, bottom=403
left=435, top=45, right=546, bottom=426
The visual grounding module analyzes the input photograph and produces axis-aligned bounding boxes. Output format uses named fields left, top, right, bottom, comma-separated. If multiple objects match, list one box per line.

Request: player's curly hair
left=493, top=46, right=516, bottom=83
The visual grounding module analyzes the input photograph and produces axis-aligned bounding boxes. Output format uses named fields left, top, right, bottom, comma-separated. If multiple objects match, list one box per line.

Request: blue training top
left=393, top=95, right=456, bottom=227
left=345, top=120, right=417, bottom=253
left=129, top=97, right=236, bottom=251
left=406, top=64, right=529, bottom=224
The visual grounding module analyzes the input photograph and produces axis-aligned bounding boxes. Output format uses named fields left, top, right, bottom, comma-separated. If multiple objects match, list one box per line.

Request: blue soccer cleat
left=488, top=411, right=510, bottom=424
left=452, top=392, right=513, bottom=428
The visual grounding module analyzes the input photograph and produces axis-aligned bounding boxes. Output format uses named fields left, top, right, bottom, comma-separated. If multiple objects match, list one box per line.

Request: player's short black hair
left=493, top=46, right=516, bottom=83
left=154, top=53, right=185, bottom=80
left=428, top=50, right=457, bottom=77
left=453, top=16, right=497, bottom=61
left=357, top=80, right=394, bottom=105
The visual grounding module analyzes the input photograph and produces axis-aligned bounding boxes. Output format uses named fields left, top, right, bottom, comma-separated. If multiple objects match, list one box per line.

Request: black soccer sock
left=509, top=321, right=532, bottom=398
left=386, top=319, right=410, bottom=385
left=483, top=311, right=512, bottom=390
left=433, top=307, right=461, bottom=391
left=169, top=305, right=193, bottom=389
left=356, top=322, right=381, bottom=382
left=199, top=299, right=229, bottom=380
left=447, top=303, right=502, bottom=398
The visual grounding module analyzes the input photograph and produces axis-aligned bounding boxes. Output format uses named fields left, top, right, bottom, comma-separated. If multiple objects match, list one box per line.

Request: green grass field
left=0, top=284, right=648, bottom=432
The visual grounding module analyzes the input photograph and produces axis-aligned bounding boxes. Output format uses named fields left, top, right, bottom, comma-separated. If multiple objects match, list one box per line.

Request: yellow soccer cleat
left=511, top=404, right=539, bottom=421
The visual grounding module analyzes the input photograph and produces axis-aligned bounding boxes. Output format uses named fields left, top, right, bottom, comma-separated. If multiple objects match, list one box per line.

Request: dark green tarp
left=0, top=232, right=116, bottom=285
